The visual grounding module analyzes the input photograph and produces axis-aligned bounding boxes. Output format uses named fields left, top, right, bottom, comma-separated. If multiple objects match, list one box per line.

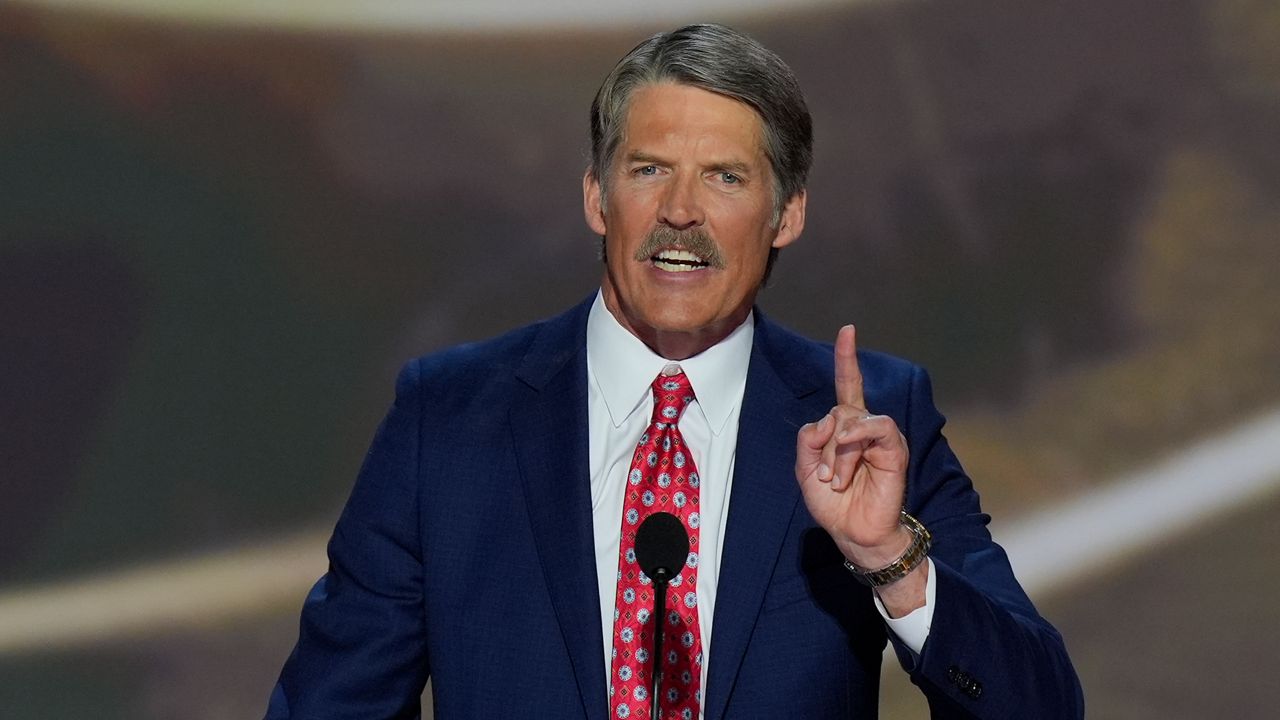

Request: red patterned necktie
left=610, top=369, right=703, bottom=720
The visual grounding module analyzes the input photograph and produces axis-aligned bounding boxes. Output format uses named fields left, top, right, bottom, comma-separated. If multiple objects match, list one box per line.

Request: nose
left=657, top=173, right=704, bottom=231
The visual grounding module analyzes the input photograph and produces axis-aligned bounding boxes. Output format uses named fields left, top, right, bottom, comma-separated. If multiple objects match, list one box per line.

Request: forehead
left=620, top=82, right=766, bottom=160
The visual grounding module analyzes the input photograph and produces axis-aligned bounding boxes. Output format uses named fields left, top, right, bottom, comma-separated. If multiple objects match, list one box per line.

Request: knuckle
left=831, top=405, right=861, bottom=420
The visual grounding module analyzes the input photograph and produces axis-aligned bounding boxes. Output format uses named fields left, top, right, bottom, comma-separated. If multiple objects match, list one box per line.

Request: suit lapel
left=509, top=298, right=609, bottom=720
left=704, top=313, right=829, bottom=720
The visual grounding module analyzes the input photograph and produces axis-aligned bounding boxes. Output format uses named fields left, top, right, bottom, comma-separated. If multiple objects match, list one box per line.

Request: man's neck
left=599, top=289, right=753, bottom=361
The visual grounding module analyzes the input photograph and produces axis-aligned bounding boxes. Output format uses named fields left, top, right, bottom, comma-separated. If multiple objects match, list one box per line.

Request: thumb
left=797, top=413, right=835, bottom=456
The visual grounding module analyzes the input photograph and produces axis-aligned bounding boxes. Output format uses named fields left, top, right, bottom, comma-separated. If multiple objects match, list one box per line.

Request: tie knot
left=650, top=370, right=695, bottom=424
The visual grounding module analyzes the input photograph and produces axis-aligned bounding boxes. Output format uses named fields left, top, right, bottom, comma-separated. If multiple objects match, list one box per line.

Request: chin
left=649, top=312, right=730, bottom=341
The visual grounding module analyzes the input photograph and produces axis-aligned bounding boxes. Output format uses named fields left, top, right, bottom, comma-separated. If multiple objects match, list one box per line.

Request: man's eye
left=636, top=165, right=658, bottom=176
left=720, top=172, right=741, bottom=184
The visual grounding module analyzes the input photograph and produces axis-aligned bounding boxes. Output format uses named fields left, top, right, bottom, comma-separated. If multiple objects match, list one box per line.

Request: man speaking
left=266, top=23, right=1083, bottom=719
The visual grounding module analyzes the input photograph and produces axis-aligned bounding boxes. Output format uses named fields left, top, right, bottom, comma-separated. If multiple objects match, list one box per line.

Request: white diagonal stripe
left=0, top=530, right=327, bottom=653
left=994, top=409, right=1280, bottom=597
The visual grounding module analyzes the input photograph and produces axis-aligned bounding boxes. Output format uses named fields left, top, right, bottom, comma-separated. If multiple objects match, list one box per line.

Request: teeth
left=654, top=261, right=699, bottom=272
left=656, top=249, right=705, bottom=263
left=652, top=249, right=708, bottom=272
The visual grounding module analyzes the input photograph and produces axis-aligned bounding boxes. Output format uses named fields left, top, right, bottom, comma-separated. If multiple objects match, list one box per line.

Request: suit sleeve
left=892, top=365, right=1085, bottom=719
left=265, top=360, right=430, bottom=720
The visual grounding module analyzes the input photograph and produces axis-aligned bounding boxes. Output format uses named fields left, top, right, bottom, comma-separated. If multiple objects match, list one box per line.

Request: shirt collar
left=586, top=290, right=753, bottom=436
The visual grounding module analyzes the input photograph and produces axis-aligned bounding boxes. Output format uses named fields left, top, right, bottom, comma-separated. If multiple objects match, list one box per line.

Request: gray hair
left=588, top=23, right=813, bottom=225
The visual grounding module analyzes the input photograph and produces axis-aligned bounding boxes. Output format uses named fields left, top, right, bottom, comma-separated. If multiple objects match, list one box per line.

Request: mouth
left=651, top=248, right=712, bottom=272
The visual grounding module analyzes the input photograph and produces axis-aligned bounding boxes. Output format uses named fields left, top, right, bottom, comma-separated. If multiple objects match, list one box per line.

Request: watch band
left=843, top=511, right=932, bottom=588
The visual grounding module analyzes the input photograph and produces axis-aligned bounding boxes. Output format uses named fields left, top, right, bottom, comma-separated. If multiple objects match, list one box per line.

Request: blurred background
left=2, top=0, right=1278, bottom=717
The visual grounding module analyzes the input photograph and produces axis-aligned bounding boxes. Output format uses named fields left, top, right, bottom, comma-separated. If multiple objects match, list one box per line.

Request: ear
left=770, top=189, right=806, bottom=249
left=583, top=170, right=608, bottom=236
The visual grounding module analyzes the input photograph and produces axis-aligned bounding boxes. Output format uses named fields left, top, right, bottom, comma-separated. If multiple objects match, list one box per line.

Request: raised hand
left=795, top=325, right=915, bottom=575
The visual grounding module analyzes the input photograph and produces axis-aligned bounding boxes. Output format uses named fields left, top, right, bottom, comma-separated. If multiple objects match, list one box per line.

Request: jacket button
left=947, top=665, right=960, bottom=683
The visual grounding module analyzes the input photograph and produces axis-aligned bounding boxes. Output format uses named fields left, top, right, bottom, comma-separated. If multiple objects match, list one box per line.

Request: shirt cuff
left=873, top=558, right=935, bottom=656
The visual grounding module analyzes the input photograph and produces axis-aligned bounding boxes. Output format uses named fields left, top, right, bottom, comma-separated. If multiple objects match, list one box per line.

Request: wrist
left=842, top=524, right=913, bottom=569
left=842, top=511, right=932, bottom=588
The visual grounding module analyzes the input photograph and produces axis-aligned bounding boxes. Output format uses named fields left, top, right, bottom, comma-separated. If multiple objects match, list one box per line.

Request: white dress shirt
left=585, top=291, right=934, bottom=704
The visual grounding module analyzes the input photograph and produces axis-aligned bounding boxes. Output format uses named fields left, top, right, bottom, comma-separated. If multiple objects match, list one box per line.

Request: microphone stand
left=649, top=568, right=671, bottom=720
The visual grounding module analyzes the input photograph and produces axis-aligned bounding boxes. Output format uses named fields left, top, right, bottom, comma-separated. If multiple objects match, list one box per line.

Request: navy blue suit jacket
left=267, top=296, right=1083, bottom=719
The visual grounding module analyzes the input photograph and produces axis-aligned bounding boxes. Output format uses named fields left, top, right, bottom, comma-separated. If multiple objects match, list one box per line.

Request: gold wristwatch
left=843, top=511, right=932, bottom=588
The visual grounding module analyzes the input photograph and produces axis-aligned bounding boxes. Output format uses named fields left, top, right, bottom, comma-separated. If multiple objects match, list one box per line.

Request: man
left=267, top=24, right=1082, bottom=719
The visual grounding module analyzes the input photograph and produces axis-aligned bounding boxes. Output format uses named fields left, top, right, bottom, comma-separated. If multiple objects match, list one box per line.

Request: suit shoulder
left=396, top=298, right=589, bottom=401
left=858, top=348, right=919, bottom=388
left=408, top=322, right=541, bottom=384
left=756, top=315, right=921, bottom=389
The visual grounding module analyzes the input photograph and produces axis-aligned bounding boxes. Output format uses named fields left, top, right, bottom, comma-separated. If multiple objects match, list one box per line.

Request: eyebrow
left=707, top=160, right=752, bottom=175
left=623, top=151, right=667, bottom=166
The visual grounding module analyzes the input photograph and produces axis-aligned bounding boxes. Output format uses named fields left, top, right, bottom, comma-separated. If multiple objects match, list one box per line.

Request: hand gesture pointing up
left=795, top=325, right=927, bottom=612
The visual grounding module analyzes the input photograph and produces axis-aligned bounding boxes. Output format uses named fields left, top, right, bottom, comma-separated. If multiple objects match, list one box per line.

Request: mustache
left=633, top=226, right=726, bottom=269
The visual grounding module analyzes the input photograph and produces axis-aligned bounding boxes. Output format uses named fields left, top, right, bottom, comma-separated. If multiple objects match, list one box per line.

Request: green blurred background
left=2, top=0, right=1278, bottom=717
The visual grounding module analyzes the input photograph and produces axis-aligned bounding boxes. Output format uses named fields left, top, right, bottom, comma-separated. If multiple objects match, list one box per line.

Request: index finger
left=834, top=324, right=864, bottom=408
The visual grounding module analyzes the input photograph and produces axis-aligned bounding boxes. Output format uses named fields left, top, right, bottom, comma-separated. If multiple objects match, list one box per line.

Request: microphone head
left=634, top=511, right=689, bottom=584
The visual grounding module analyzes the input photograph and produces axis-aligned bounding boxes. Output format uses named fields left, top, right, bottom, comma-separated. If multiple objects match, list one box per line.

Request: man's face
left=584, top=82, right=805, bottom=359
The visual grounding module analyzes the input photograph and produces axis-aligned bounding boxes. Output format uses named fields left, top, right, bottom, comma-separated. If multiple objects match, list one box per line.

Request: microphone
left=635, top=511, right=688, bottom=583
left=633, top=512, right=689, bottom=720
